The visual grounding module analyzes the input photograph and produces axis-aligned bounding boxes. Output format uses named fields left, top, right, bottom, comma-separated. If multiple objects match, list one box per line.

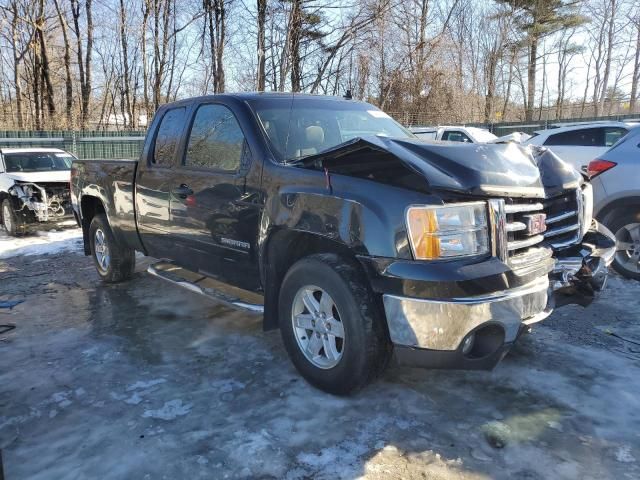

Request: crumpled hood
left=297, top=136, right=582, bottom=199
left=4, top=171, right=70, bottom=184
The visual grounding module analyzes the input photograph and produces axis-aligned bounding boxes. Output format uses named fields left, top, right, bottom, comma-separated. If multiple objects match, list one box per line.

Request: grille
left=490, top=188, right=583, bottom=266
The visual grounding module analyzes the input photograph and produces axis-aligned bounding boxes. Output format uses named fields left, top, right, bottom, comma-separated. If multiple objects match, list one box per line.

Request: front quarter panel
left=259, top=163, right=443, bottom=260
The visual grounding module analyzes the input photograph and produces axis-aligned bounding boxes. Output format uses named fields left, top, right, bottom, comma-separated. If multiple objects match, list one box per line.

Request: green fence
left=0, top=130, right=147, bottom=159
left=2, top=111, right=640, bottom=158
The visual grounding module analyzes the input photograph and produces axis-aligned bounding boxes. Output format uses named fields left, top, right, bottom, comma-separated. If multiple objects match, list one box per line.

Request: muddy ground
left=1, top=229, right=639, bottom=479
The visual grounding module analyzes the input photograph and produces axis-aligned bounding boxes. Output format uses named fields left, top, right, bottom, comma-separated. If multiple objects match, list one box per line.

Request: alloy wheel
left=2, top=204, right=12, bottom=232
left=615, top=222, right=640, bottom=275
left=291, top=285, right=345, bottom=369
left=94, top=228, right=110, bottom=272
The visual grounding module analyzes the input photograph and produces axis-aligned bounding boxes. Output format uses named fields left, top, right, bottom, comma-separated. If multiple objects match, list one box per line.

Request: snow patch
left=615, top=445, right=636, bottom=463
left=142, top=399, right=192, bottom=420
left=127, top=379, right=167, bottom=391
left=210, top=379, right=245, bottom=393
left=0, top=228, right=82, bottom=259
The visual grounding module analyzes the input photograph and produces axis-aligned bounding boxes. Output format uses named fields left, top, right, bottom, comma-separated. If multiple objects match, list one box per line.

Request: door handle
left=233, top=191, right=259, bottom=205
left=172, top=184, right=194, bottom=199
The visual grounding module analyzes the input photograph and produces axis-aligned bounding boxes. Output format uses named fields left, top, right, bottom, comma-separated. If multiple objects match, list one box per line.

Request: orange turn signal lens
left=406, top=208, right=441, bottom=259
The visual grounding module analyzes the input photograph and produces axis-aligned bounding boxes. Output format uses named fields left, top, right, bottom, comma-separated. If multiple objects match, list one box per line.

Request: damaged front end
left=7, top=181, right=74, bottom=229
left=552, top=221, right=616, bottom=307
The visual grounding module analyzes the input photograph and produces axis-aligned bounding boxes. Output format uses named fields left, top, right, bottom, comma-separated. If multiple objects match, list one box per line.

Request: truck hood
left=294, top=136, right=582, bottom=199
left=3, top=171, right=70, bottom=184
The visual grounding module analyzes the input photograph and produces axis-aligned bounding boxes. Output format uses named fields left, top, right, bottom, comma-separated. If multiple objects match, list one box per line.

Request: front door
left=168, top=102, right=262, bottom=291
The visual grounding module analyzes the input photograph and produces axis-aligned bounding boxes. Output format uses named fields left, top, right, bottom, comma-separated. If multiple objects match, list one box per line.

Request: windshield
left=248, top=97, right=414, bottom=162
left=3, top=152, right=73, bottom=173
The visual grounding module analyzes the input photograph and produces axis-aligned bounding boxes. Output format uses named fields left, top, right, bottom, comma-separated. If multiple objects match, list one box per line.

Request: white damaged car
left=0, top=148, right=76, bottom=236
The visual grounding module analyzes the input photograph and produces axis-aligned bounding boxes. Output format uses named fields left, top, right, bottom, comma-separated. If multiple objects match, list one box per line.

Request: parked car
left=589, top=126, right=640, bottom=279
left=410, top=126, right=498, bottom=143
left=71, top=93, right=615, bottom=395
left=0, top=148, right=75, bottom=236
left=411, top=126, right=530, bottom=144
left=524, top=121, right=631, bottom=173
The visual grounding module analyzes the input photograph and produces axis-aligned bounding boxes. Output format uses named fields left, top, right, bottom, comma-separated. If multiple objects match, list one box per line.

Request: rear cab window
left=152, top=107, right=187, bottom=166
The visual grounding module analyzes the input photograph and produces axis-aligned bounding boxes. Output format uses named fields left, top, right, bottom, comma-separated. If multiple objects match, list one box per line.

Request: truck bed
left=71, top=158, right=142, bottom=252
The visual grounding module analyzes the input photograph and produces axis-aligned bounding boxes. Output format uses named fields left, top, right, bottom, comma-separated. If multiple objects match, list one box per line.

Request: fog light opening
left=464, top=324, right=505, bottom=359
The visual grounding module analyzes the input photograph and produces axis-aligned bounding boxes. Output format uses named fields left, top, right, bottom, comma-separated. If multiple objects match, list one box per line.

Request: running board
left=147, top=261, right=264, bottom=314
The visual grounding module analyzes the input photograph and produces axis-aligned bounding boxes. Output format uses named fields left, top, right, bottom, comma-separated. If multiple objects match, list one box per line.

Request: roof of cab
left=158, top=92, right=367, bottom=109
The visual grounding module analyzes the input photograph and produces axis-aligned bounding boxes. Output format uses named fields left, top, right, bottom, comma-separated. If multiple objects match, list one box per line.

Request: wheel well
left=80, top=196, right=106, bottom=255
left=597, top=196, right=640, bottom=225
left=261, top=229, right=366, bottom=331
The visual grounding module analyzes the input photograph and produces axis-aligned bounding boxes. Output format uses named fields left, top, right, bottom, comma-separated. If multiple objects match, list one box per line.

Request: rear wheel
left=89, top=214, right=135, bottom=283
left=1, top=199, right=21, bottom=237
left=278, top=254, right=391, bottom=395
left=607, top=211, right=640, bottom=280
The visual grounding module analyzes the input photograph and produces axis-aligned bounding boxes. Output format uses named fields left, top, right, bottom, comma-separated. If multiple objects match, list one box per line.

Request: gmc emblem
left=523, top=213, right=547, bottom=235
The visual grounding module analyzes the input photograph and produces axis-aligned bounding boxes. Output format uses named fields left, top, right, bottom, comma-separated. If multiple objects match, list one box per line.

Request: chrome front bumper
left=382, top=276, right=550, bottom=351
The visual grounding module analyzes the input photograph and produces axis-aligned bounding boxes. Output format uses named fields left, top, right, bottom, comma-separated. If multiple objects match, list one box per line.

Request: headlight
left=579, top=183, right=593, bottom=238
left=406, top=202, right=489, bottom=260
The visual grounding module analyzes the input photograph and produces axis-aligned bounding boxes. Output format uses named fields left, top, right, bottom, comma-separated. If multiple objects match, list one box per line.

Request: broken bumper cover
left=552, top=221, right=616, bottom=307
left=368, top=222, right=616, bottom=371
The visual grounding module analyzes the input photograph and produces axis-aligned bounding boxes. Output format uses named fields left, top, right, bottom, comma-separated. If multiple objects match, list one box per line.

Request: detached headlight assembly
left=406, top=202, right=489, bottom=260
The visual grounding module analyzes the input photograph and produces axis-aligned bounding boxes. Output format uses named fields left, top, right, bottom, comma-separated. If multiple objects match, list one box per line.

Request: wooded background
left=1, top=0, right=639, bottom=131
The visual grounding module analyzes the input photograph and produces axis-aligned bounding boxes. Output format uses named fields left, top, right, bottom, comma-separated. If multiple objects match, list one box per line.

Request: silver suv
left=590, top=127, right=640, bottom=279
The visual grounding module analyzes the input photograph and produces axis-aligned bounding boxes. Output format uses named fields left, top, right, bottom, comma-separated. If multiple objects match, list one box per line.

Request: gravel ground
left=1, top=229, right=639, bottom=479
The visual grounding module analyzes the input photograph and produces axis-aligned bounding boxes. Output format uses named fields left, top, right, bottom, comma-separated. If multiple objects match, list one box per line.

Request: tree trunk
left=598, top=0, right=617, bottom=114
left=484, top=47, right=498, bottom=124
left=84, top=0, right=93, bottom=128
left=526, top=34, right=538, bottom=122
left=53, top=0, right=73, bottom=128
left=257, top=0, right=267, bottom=91
left=35, top=0, right=56, bottom=127
left=289, top=0, right=302, bottom=92
left=142, top=0, right=151, bottom=120
left=630, top=22, right=640, bottom=113
left=9, top=1, right=24, bottom=129
left=120, top=0, right=133, bottom=128
left=215, top=0, right=225, bottom=92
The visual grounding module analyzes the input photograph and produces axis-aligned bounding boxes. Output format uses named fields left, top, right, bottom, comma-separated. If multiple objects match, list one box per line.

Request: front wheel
left=89, top=214, right=135, bottom=283
left=607, top=211, right=640, bottom=280
left=2, top=199, right=21, bottom=237
left=278, top=254, right=391, bottom=395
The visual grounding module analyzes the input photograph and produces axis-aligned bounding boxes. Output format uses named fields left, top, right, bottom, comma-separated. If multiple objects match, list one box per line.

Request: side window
left=416, top=132, right=437, bottom=140
left=442, top=130, right=472, bottom=143
left=604, top=127, right=628, bottom=147
left=544, top=128, right=604, bottom=147
left=152, top=107, right=186, bottom=166
left=184, top=104, right=245, bottom=172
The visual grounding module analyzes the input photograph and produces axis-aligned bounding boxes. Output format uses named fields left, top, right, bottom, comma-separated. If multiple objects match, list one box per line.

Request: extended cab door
left=167, top=101, right=263, bottom=291
left=135, top=104, right=191, bottom=258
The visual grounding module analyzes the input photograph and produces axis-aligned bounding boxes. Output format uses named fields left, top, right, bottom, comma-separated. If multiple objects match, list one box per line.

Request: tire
left=2, top=198, right=22, bottom=237
left=89, top=213, right=135, bottom=283
left=278, top=253, right=392, bottom=395
left=605, top=210, right=640, bottom=280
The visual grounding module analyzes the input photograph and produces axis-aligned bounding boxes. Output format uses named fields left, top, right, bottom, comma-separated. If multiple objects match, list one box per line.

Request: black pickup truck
left=71, top=93, right=616, bottom=394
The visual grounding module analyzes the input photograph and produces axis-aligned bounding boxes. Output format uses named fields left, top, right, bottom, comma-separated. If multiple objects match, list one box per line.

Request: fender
left=595, top=195, right=640, bottom=223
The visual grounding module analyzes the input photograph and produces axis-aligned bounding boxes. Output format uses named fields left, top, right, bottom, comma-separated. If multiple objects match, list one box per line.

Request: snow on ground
left=0, top=228, right=83, bottom=259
